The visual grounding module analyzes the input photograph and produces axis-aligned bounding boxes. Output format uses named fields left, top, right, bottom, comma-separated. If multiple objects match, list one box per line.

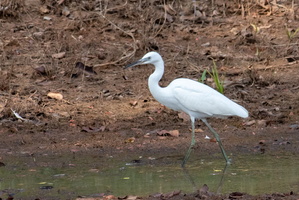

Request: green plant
left=286, top=27, right=299, bottom=41
left=199, top=69, right=207, bottom=83
left=198, top=60, right=224, bottom=94
left=209, top=60, right=224, bottom=94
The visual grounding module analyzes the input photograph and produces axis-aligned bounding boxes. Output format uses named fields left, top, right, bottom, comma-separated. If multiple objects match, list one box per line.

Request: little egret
left=125, top=52, right=248, bottom=167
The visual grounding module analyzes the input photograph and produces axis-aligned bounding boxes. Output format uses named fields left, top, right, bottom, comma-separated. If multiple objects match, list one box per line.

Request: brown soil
left=0, top=0, right=299, bottom=199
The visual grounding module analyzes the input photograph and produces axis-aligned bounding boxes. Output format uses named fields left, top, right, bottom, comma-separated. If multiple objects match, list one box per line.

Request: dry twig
left=93, top=0, right=136, bottom=67
left=152, top=0, right=167, bottom=38
left=95, top=12, right=136, bottom=67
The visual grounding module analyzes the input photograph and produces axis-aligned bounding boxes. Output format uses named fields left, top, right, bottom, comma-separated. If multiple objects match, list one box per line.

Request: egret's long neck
left=148, top=60, right=164, bottom=95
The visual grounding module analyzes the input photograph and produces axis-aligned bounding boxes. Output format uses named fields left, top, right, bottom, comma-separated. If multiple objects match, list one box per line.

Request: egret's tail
left=235, top=105, right=248, bottom=118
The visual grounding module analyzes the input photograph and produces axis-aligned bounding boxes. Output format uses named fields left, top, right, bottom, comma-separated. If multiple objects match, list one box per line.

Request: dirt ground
left=0, top=0, right=299, bottom=199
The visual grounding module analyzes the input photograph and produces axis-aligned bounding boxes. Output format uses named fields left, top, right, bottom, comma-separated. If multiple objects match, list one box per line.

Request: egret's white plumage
left=126, top=52, right=248, bottom=166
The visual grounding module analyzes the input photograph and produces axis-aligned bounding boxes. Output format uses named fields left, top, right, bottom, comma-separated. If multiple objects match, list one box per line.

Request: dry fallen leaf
left=104, top=195, right=117, bottom=200
left=47, top=92, right=63, bottom=100
left=244, top=120, right=256, bottom=126
left=39, top=5, right=50, bottom=14
left=75, top=62, right=97, bottom=75
left=125, top=137, right=135, bottom=143
left=178, top=112, right=189, bottom=122
left=34, top=66, right=47, bottom=76
left=194, top=128, right=204, bottom=133
left=168, top=130, right=179, bottom=137
left=157, top=130, right=179, bottom=137
left=210, top=138, right=217, bottom=143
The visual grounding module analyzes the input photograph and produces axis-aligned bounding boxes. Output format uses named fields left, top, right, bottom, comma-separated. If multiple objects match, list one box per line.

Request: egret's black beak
left=124, top=57, right=150, bottom=69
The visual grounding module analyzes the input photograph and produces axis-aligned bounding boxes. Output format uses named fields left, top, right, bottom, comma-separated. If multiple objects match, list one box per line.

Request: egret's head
left=125, top=52, right=162, bottom=68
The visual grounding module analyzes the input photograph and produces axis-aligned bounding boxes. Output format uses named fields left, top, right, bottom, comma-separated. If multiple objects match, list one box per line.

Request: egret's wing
left=173, top=88, right=220, bottom=116
left=172, top=81, right=241, bottom=117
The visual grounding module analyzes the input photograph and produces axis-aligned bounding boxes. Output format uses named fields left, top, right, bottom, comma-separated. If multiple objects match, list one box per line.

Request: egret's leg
left=201, top=119, right=231, bottom=164
left=182, top=117, right=196, bottom=167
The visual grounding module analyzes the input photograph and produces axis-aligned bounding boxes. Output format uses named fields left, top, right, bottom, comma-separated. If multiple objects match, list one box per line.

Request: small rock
left=43, top=16, right=52, bottom=21
left=47, top=92, right=63, bottom=100
left=52, top=52, right=66, bottom=59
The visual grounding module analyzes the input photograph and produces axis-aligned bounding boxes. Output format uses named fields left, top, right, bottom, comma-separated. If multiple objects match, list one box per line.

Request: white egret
left=125, top=52, right=248, bottom=167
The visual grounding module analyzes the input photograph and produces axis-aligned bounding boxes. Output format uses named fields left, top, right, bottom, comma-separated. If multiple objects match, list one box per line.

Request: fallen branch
left=95, top=11, right=137, bottom=67
left=152, top=0, right=167, bottom=38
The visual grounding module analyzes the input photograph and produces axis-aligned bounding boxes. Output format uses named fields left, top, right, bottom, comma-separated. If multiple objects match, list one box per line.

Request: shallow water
left=0, top=153, right=298, bottom=199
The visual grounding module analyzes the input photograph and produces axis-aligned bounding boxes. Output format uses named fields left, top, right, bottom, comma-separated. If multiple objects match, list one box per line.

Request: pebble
left=43, top=16, right=52, bottom=21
